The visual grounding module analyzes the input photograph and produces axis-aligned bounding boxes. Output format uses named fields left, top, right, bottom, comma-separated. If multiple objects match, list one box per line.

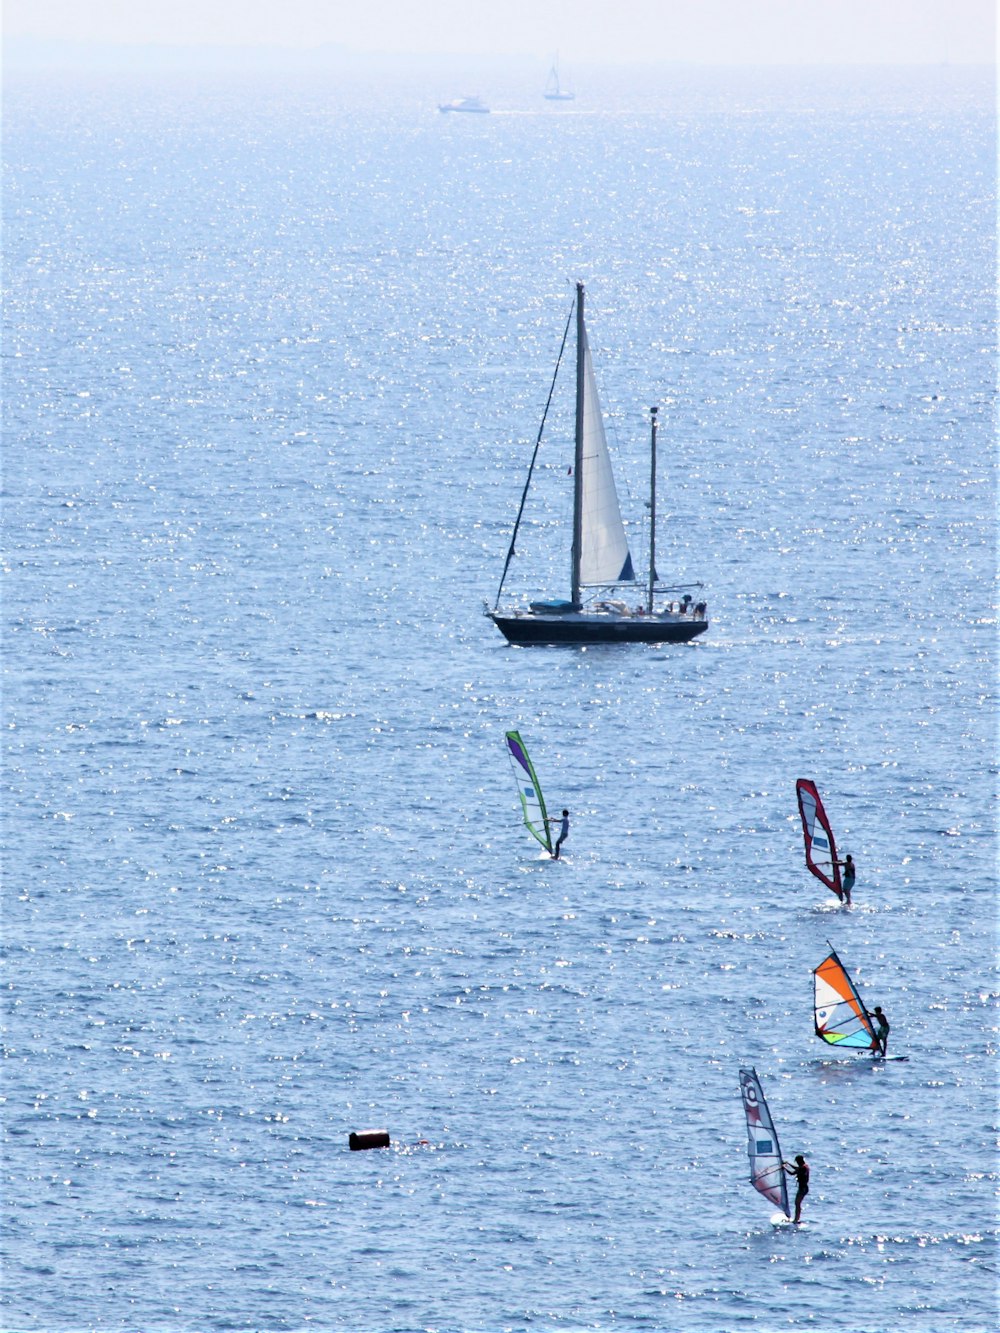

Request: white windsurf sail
left=505, top=731, right=553, bottom=854
left=738, top=1067, right=791, bottom=1218
left=814, top=946, right=881, bottom=1053
left=795, top=778, right=843, bottom=899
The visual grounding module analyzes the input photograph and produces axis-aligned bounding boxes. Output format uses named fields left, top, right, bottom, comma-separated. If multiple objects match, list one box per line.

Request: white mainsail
left=578, top=326, right=635, bottom=586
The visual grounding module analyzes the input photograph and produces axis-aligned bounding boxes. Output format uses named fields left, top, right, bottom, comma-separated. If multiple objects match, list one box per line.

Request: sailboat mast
left=647, top=405, right=658, bottom=613
left=571, top=282, right=586, bottom=609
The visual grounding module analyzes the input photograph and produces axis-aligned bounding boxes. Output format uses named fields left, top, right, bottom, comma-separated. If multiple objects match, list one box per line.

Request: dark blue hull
left=489, top=611, right=708, bottom=646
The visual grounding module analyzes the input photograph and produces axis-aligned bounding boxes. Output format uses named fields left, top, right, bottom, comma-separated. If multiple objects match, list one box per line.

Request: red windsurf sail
left=795, top=778, right=843, bottom=899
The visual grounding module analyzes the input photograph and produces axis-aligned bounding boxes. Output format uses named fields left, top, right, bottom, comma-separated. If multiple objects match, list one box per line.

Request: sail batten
left=505, top=731, right=553, bottom=853
left=739, top=1067, right=791, bottom=1218
left=814, top=947, right=880, bottom=1051
left=795, top=778, right=843, bottom=899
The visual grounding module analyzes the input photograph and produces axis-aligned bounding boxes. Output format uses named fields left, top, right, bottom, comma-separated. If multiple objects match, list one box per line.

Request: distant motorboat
left=438, top=96, right=490, bottom=114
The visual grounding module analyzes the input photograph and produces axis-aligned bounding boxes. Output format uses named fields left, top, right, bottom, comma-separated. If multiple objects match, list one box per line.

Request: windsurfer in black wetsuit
left=547, top=809, right=569, bottom=859
left=783, top=1154, right=810, bottom=1223
left=871, top=1005, right=890, bottom=1056
left=835, top=853, right=856, bottom=905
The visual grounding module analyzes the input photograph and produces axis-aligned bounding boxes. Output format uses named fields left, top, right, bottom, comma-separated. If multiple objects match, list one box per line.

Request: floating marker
left=349, top=1128, right=390, bottom=1151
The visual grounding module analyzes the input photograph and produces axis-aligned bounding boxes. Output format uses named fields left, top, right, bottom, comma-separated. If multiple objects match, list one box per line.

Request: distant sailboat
left=543, top=57, right=575, bottom=101
left=487, top=283, right=708, bottom=646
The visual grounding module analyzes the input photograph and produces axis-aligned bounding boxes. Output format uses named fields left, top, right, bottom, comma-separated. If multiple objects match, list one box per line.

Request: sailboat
left=738, top=1068, right=792, bottom=1219
left=543, top=57, right=575, bottom=101
left=487, top=284, right=708, bottom=646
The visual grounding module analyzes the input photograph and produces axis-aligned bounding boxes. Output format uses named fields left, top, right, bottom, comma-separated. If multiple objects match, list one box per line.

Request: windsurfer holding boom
left=546, top=809, right=569, bottom=860
left=782, top=1154, right=810, bottom=1224
left=871, top=1005, right=890, bottom=1056
left=835, top=853, right=856, bottom=905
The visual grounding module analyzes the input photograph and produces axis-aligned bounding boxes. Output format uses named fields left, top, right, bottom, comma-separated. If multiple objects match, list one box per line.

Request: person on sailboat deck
left=835, top=853, right=856, bottom=905
left=783, top=1155, right=810, bottom=1224
left=871, top=1005, right=890, bottom=1055
left=546, top=809, right=569, bottom=860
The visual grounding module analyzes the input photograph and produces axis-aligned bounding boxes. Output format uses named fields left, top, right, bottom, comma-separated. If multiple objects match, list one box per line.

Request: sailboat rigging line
left=493, top=300, right=575, bottom=609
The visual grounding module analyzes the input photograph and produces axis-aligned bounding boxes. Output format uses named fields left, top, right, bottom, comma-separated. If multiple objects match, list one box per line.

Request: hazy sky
left=4, top=0, right=996, bottom=65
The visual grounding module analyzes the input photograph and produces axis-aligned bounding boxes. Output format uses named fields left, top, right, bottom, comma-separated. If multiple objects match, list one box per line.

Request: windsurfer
left=547, top=809, right=569, bottom=859
left=871, top=1005, right=890, bottom=1055
left=835, top=853, right=856, bottom=904
left=783, top=1155, right=810, bottom=1223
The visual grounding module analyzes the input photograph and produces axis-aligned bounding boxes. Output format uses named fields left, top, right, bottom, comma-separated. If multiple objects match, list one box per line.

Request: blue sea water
left=2, top=62, right=997, bottom=1332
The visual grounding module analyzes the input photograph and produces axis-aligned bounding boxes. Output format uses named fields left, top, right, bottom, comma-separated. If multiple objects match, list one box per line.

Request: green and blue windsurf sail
left=814, top=945, right=881, bottom=1053
left=505, top=731, right=553, bottom=854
